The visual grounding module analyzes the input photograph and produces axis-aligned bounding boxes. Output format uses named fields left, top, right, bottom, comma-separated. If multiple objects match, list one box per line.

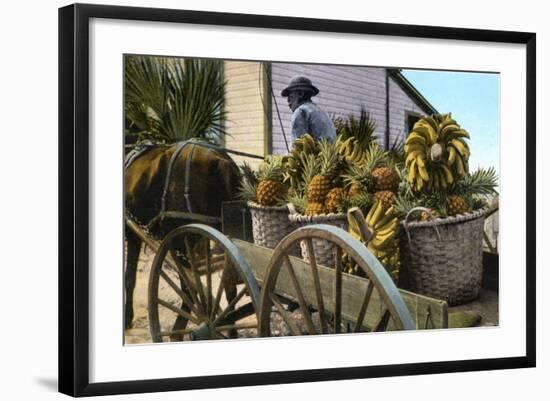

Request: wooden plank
left=234, top=239, right=448, bottom=329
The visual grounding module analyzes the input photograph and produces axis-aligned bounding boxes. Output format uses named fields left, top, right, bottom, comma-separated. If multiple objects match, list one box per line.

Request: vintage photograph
left=123, top=55, right=499, bottom=344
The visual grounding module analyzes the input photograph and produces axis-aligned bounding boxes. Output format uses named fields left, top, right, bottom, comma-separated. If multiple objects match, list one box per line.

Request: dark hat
left=281, top=76, right=319, bottom=97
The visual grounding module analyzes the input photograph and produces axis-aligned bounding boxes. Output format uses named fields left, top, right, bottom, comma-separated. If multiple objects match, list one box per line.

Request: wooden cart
left=126, top=207, right=448, bottom=342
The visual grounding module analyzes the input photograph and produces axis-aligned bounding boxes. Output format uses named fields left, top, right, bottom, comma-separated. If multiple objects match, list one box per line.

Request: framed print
left=58, top=3, right=536, bottom=397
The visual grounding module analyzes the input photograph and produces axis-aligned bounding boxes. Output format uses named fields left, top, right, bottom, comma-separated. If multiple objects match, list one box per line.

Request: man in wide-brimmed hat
left=281, top=76, right=336, bottom=143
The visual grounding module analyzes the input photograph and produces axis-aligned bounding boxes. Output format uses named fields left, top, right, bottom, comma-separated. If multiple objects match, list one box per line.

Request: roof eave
left=388, top=69, right=438, bottom=115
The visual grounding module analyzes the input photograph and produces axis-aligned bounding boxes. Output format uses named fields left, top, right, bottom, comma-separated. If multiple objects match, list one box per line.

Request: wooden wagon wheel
left=148, top=224, right=260, bottom=342
left=258, top=224, right=415, bottom=336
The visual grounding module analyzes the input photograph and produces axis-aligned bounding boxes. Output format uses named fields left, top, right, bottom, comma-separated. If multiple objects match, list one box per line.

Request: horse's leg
left=125, top=228, right=141, bottom=330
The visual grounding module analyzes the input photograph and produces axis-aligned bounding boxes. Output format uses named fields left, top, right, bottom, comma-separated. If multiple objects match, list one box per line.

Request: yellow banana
left=406, top=150, right=423, bottom=166
left=411, top=125, right=433, bottom=144
left=447, top=145, right=457, bottom=165
left=404, top=143, right=425, bottom=155
left=418, top=164, right=430, bottom=182
left=348, top=144, right=360, bottom=162
left=441, top=124, right=461, bottom=140
left=374, top=207, right=397, bottom=230
left=416, top=154, right=426, bottom=168
left=371, top=230, right=397, bottom=249
left=407, top=159, right=417, bottom=183
left=447, top=129, right=470, bottom=140
left=368, top=200, right=384, bottom=228
left=366, top=199, right=377, bottom=223
left=441, top=164, right=454, bottom=184
left=438, top=169, right=448, bottom=189
left=406, top=132, right=427, bottom=145
left=415, top=176, right=423, bottom=191
left=451, top=138, right=470, bottom=158
left=455, top=154, right=466, bottom=176
left=376, top=218, right=398, bottom=236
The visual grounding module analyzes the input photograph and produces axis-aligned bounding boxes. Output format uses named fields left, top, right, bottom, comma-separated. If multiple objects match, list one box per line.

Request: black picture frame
left=59, top=3, right=536, bottom=397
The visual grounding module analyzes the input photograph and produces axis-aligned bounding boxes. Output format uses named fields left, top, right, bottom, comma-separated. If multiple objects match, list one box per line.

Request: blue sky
left=402, top=70, right=500, bottom=174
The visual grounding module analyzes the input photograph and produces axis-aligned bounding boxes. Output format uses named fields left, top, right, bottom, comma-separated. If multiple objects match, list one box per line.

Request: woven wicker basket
left=247, top=201, right=297, bottom=249
left=288, top=213, right=348, bottom=268
left=398, top=207, right=488, bottom=306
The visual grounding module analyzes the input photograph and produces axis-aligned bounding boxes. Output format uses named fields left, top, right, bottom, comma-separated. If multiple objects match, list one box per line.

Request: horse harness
left=124, top=140, right=263, bottom=229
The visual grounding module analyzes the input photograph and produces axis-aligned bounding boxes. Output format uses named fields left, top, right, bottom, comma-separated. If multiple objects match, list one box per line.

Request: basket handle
left=403, top=206, right=442, bottom=245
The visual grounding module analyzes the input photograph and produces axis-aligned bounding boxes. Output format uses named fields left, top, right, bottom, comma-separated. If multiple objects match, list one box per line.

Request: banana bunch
left=346, top=201, right=400, bottom=278
left=337, top=136, right=367, bottom=165
left=405, top=113, right=470, bottom=192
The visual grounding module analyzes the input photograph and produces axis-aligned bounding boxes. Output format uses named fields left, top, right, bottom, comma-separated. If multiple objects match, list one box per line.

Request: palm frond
left=124, top=56, right=227, bottom=144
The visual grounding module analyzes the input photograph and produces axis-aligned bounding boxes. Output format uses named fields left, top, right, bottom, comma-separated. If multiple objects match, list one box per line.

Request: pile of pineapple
left=237, top=111, right=498, bottom=281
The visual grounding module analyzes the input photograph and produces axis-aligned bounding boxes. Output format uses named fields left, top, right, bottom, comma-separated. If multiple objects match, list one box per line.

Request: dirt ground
left=124, top=244, right=499, bottom=344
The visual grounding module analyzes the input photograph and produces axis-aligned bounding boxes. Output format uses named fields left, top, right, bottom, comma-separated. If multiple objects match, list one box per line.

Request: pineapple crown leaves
left=237, top=177, right=258, bottom=201
left=342, top=163, right=374, bottom=190
left=236, top=161, right=259, bottom=201
left=287, top=193, right=307, bottom=214
left=317, top=139, right=342, bottom=176
left=238, top=161, right=258, bottom=186
left=340, top=193, right=373, bottom=215
left=333, top=106, right=378, bottom=149
left=258, top=155, right=285, bottom=181
left=363, top=142, right=389, bottom=171
left=453, top=166, right=499, bottom=197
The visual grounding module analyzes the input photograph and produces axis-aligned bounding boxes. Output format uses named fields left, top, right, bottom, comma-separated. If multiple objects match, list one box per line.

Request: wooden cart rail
left=128, top=217, right=448, bottom=333
left=234, top=239, right=448, bottom=330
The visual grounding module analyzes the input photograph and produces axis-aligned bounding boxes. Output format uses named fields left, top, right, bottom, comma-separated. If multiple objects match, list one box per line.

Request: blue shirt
left=291, top=101, right=336, bottom=143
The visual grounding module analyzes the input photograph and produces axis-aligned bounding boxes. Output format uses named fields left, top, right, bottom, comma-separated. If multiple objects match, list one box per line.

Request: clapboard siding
left=224, top=61, right=266, bottom=168
left=271, top=63, right=388, bottom=154
left=270, top=63, right=433, bottom=154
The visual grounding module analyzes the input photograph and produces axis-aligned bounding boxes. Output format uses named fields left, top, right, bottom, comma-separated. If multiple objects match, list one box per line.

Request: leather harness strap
left=160, top=140, right=191, bottom=220
left=126, top=139, right=261, bottom=228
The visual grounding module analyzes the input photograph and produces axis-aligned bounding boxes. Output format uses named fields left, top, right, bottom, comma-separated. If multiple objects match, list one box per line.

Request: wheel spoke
left=373, top=308, right=391, bottom=332
left=284, top=256, right=316, bottom=334
left=184, top=236, right=207, bottom=310
left=354, top=280, right=374, bottom=332
left=212, top=286, right=247, bottom=326
left=210, top=257, right=230, bottom=320
left=334, top=248, right=343, bottom=334
left=156, top=298, right=201, bottom=325
left=223, top=302, right=256, bottom=324
left=270, top=294, right=301, bottom=336
left=204, top=239, right=213, bottom=317
left=159, top=269, right=200, bottom=317
left=168, top=250, right=205, bottom=316
left=306, top=239, right=328, bottom=333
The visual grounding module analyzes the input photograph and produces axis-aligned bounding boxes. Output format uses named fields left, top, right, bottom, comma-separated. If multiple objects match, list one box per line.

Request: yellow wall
left=224, top=61, right=267, bottom=169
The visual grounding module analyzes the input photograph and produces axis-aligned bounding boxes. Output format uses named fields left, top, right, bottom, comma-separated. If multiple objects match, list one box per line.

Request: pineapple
left=325, top=187, right=346, bottom=213
left=343, top=164, right=373, bottom=198
left=372, top=166, right=400, bottom=192
left=307, top=140, right=340, bottom=203
left=373, top=190, right=396, bottom=209
left=446, top=195, right=470, bottom=216
left=256, top=156, right=288, bottom=206
left=305, top=202, right=327, bottom=216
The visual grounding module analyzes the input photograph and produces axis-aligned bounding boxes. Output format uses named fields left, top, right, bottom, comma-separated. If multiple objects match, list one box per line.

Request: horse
left=124, top=141, right=241, bottom=331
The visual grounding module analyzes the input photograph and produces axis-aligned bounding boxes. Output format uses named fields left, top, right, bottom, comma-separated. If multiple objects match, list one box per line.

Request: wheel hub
left=190, top=322, right=213, bottom=340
